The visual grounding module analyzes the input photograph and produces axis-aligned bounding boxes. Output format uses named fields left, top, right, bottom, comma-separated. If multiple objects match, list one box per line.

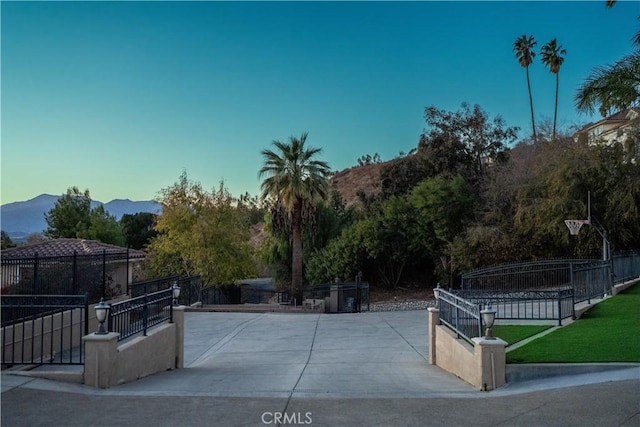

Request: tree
left=259, top=132, right=331, bottom=301
left=121, top=212, right=157, bottom=250
left=146, top=172, right=256, bottom=285
left=514, top=35, right=538, bottom=142
left=86, top=205, right=125, bottom=246
left=575, top=51, right=640, bottom=116
left=1, top=231, right=16, bottom=249
left=44, top=187, right=92, bottom=239
left=575, top=1, right=639, bottom=116
left=541, top=39, right=567, bottom=142
left=421, top=103, right=517, bottom=181
left=44, top=187, right=125, bottom=245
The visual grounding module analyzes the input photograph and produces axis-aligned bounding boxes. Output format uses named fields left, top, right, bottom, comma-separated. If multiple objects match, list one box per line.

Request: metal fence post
left=478, top=303, right=484, bottom=338
left=33, top=253, right=39, bottom=294
left=126, top=248, right=130, bottom=296
left=142, top=293, right=148, bottom=336
left=72, top=251, right=78, bottom=294
left=102, top=250, right=107, bottom=299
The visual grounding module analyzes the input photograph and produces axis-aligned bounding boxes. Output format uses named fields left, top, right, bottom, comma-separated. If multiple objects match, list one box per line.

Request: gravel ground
left=367, top=299, right=437, bottom=312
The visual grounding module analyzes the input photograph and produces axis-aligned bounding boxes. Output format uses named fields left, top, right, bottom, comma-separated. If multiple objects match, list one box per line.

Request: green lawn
left=492, top=324, right=553, bottom=346
left=506, top=283, right=640, bottom=363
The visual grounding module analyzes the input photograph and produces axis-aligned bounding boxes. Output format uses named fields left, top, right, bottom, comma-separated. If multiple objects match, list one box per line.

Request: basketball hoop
left=565, top=219, right=589, bottom=236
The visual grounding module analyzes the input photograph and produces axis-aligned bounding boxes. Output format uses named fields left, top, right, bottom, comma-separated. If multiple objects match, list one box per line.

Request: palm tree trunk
left=553, top=73, right=559, bottom=143
left=291, top=198, right=303, bottom=304
left=526, top=67, right=537, bottom=143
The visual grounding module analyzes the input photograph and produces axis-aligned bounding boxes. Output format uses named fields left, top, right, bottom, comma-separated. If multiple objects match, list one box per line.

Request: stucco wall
left=434, top=325, right=480, bottom=387
left=116, top=323, right=176, bottom=385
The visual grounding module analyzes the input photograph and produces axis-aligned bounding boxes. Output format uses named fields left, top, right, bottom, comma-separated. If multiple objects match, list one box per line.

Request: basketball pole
left=587, top=191, right=609, bottom=262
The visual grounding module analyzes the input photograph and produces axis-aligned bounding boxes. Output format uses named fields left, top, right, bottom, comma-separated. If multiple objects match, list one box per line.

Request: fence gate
left=1, top=295, right=88, bottom=366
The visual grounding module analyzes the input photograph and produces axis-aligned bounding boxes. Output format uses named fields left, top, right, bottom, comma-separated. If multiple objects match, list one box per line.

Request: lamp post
left=480, top=305, right=496, bottom=340
left=172, top=282, right=181, bottom=306
left=94, top=298, right=110, bottom=335
left=433, top=283, right=442, bottom=300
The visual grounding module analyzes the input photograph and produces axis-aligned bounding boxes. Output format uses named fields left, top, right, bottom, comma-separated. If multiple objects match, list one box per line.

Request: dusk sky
left=2, top=1, right=638, bottom=205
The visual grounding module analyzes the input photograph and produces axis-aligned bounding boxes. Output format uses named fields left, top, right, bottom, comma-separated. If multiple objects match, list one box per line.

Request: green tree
left=259, top=132, right=331, bottom=301
left=421, top=103, right=517, bottom=181
left=541, top=38, right=567, bottom=142
left=86, top=205, right=125, bottom=246
left=575, top=2, right=639, bottom=116
left=1, top=230, right=16, bottom=249
left=147, top=172, right=255, bottom=285
left=120, top=212, right=157, bottom=250
left=44, top=187, right=92, bottom=239
left=514, top=34, right=538, bottom=142
left=575, top=51, right=640, bottom=117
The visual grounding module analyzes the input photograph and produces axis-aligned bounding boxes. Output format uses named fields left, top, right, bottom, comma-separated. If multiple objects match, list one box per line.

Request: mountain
left=0, top=194, right=162, bottom=239
left=330, top=162, right=385, bottom=206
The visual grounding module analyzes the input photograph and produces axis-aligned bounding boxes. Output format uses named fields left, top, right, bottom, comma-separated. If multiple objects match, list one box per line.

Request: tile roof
left=1, top=238, right=146, bottom=260
left=577, top=108, right=639, bottom=133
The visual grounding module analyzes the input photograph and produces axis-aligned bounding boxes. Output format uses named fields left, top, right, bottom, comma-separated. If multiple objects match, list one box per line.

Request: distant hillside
left=0, top=195, right=161, bottom=239
left=330, top=162, right=386, bottom=206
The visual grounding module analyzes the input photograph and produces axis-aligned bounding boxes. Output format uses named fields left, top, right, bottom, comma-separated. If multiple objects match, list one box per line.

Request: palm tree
left=259, top=132, right=331, bottom=302
left=541, top=39, right=567, bottom=142
left=575, top=1, right=639, bottom=116
left=514, top=35, right=538, bottom=143
left=575, top=51, right=640, bottom=117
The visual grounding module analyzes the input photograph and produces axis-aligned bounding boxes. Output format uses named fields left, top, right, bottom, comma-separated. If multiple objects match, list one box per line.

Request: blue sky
left=1, top=1, right=638, bottom=205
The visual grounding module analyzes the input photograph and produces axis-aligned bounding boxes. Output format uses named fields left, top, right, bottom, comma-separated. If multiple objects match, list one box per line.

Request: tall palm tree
left=259, top=132, right=331, bottom=302
left=541, top=38, right=567, bottom=142
left=514, top=35, right=538, bottom=143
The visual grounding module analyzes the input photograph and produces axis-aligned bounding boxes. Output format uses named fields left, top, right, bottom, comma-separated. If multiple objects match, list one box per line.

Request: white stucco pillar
left=427, top=307, right=439, bottom=365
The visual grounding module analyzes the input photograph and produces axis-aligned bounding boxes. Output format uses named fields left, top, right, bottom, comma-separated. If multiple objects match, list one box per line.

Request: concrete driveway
left=2, top=310, right=639, bottom=426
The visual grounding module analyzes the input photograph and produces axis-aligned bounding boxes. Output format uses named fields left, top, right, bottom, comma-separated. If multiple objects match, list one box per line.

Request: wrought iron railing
left=436, top=289, right=483, bottom=343
left=461, top=259, right=593, bottom=292
left=456, top=288, right=574, bottom=326
left=304, top=282, right=370, bottom=313
left=108, top=289, right=173, bottom=342
left=1, top=250, right=134, bottom=303
left=612, top=252, right=640, bottom=284
left=1, top=294, right=88, bottom=365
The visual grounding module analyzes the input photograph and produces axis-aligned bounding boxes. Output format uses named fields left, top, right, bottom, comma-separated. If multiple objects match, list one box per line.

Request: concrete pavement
left=2, top=310, right=639, bottom=426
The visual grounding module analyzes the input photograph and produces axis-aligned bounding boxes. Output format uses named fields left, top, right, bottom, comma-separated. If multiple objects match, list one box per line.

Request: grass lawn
left=506, top=283, right=640, bottom=363
left=492, top=324, right=553, bottom=346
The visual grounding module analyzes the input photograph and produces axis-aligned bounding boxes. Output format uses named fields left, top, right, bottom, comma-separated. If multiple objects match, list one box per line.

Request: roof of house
left=577, top=108, right=639, bottom=133
left=0, top=238, right=146, bottom=260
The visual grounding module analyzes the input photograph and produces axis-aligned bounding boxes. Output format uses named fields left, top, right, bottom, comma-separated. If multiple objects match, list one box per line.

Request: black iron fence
left=572, top=260, right=612, bottom=304
left=1, top=295, right=88, bottom=365
left=108, top=289, right=173, bottom=342
left=130, top=275, right=179, bottom=298
left=240, top=285, right=289, bottom=304
left=456, top=288, right=574, bottom=326
left=457, top=252, right=639, bottom=324
left=436, top=289, right=483, bottom=344
left=1, top=251, right=133, bottom=303
left=304, top=282, right=370, bottom=313
left=612, top=252, right=640, bottom=284
left=130, top=275, right=203, bottom=306
left=201, top=285, right=242, bottom=305
left=461, top=259, right=592, bottom=292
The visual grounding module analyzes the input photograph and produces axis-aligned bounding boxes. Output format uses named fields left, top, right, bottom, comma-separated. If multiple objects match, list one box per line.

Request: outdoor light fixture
left=94, top=298, right=110, bottom=335
left=433, top=283, right=442, bottom=300
left=481, top=305, right=496, bottom=340
left=172, top=282, right=181, bottom=306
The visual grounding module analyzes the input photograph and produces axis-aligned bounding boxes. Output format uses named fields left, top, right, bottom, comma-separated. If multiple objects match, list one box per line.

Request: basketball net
left=565, top=219, right=589, bottom=236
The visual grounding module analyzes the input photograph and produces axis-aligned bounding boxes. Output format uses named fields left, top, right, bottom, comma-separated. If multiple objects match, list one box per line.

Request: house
left=573, top=108, right=640, bottom=160
left=1, top=238, right=146, bottom=298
